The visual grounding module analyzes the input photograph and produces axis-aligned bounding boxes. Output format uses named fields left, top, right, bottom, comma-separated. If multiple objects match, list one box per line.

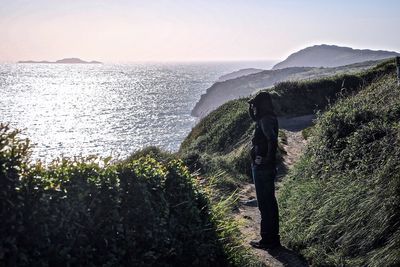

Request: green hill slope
left=180, top=59, right=396, bottom=187
left=182, top=59, right=396, bottom=154
left=279, top=74, right=400, bottom=266
left=180, top=58, right=399, bottom=266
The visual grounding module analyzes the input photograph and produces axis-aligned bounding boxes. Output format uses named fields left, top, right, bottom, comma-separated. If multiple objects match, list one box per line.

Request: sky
left=0, top=0, right=399, bottom=62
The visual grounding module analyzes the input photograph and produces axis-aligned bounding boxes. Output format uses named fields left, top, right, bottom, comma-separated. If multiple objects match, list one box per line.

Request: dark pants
left=252, top=166, right=280, bottom=241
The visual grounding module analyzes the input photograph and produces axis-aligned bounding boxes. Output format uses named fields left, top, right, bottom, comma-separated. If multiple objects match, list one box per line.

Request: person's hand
left=255, top=156, right=263, bottom=165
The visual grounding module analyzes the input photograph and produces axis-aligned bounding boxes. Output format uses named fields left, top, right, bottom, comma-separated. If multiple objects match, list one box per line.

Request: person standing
left=248, top=91, right=281, bottom=249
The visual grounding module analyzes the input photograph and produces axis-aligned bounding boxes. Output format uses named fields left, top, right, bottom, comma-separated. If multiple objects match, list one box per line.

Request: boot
left=250, top=239, right=282, bottom=249
left=250, top=236, right=281, bottom=250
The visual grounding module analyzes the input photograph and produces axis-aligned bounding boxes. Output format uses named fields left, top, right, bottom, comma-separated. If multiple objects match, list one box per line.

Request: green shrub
left=124, top=146, right=177, bottom=163
left=0, top=124, right=31, bottom=266
left=0, top=124, right=233, bottom=266
left=279, top=75, right=400, bottom=266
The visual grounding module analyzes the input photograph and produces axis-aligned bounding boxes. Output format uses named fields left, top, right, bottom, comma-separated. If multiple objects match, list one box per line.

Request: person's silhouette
left=248, top=91, right=281, bottom=249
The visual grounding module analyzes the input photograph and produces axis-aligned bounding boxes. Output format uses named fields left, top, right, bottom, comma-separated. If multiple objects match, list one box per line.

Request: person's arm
left=259, top=117, right=278, bottom=165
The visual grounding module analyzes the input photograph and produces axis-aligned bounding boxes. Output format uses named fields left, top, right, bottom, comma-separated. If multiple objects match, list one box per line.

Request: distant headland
left=18, top=58, right=102, bottom=64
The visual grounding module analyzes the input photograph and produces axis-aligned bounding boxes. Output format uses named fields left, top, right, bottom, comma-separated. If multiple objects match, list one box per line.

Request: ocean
left=0, top=61, right=275, bottom=162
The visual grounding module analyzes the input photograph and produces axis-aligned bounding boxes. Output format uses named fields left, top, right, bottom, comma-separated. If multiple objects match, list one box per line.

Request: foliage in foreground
left=0, top=124, right=239, bottom=266
left=279, top=75, right=400, bottom=266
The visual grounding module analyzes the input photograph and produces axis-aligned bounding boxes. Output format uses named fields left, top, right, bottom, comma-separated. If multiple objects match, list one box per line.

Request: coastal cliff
left=191, top=59, right=384, bottom=118
left=191, top=45, right=399, bottom=119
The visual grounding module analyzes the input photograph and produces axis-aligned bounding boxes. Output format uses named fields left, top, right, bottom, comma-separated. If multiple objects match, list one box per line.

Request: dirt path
left=236, top=115, right=315, bottom=267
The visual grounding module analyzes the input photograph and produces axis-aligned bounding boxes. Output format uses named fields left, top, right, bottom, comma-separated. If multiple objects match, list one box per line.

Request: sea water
left=0, top=61, right=274, bottom=162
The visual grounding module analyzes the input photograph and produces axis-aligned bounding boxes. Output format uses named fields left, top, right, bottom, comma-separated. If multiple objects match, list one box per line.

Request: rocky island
left=18, top=58, right=102, bottom=64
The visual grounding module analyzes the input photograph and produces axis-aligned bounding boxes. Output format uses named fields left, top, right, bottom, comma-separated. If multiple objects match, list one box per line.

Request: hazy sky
left=0, top=0, right=399, bottom=62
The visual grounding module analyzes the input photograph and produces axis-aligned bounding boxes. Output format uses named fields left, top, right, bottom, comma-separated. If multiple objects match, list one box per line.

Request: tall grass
left=179, top=58, right=399, bottom=266
left=279, top=75, right=400, bottom=266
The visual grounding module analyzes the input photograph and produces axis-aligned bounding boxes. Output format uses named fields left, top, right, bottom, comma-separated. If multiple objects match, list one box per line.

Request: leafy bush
left=124, top=146, right=177, bottom=163
left=279, top=75, right=400, bottom=266
left=0, top=124, right=234, bottom=266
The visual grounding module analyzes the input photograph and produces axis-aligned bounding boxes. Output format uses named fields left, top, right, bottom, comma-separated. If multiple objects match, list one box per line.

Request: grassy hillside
left=180, top=58, right=399, bottom=266
left=279, top=74, right=400, bottom=266
left=183, top=59, right=396, bottom=153
left=270, top=58, right=395, bottom=116
left=181, top=99, right=267, bottom=190
left=180, top=59, right=396, bottom=188
left=0, top=124, right=254, bottom=266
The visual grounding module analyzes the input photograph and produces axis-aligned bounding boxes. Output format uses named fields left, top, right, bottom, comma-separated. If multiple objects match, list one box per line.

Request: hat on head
left=248, top=91, right=275, bottom=119
left=248, top=91, right=272, bottom=105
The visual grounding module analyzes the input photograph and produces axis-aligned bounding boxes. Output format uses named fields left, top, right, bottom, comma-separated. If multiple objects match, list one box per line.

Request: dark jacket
left=249, top=92, right=278, bottom=169
left=251, top=115, right=278, bottom=168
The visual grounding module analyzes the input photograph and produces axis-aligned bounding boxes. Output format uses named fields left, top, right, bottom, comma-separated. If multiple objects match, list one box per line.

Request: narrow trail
left=236, top=115, right=315, bottom=267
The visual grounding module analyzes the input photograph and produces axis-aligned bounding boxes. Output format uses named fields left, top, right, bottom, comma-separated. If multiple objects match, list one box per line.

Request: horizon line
left=1, top=58, right=282, bottom=64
